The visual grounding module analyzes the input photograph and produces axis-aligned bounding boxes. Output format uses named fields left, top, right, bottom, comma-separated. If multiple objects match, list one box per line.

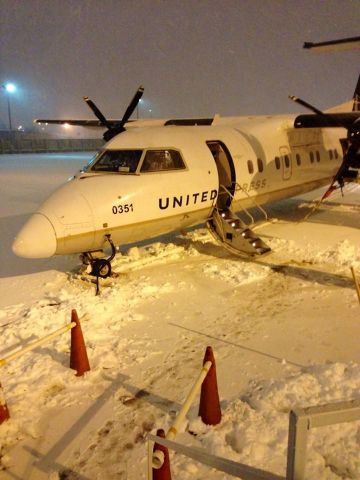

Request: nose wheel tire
left=90, top=259, right=112, bottom=279
left=81, top=234, right=116, bottom=295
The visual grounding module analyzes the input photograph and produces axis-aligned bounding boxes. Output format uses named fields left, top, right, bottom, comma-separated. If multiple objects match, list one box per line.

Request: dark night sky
left=0, top=0, right=359, bottom=129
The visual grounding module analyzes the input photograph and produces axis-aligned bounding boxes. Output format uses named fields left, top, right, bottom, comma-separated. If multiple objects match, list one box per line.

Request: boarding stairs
left=208, top=207, right=271, bottom=256
left=207, top=183, right=271, bottom=257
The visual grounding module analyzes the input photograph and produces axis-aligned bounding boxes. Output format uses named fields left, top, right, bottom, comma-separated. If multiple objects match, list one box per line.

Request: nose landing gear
left=90, top=258, right=112, bottom=279
left=80, top=234, right=117, bottom=295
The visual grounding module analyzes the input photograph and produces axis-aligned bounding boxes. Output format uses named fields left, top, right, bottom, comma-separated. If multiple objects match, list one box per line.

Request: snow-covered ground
left=0, top=153, right=359, bottom=479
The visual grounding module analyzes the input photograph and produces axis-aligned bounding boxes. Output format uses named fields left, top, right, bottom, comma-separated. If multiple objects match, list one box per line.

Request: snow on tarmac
left=0, top=153, right=359, bottom=479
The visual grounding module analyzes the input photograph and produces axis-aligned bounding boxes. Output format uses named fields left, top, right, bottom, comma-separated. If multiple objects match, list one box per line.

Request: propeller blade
left=103, top=86, right=144, bottom=142
left=121, top=85, right=144, bottom=125
left=83, top=96, right=112, bottom=130
left=288, top=95, right=325, bottom=116
left=303, top=36, right=360, bottom=53
left=290, top=96, right=352, bottom=130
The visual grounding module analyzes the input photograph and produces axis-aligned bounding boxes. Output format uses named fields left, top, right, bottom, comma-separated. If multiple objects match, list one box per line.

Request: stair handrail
left=209, top=206, right=226, bottom=241
left=218, top=184, right=255, bottom=226
left=233, top=182, right=269, bottom=222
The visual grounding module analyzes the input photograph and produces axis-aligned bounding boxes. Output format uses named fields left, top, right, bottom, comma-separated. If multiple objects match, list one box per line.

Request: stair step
left=208, top=208, right=271, bottom=257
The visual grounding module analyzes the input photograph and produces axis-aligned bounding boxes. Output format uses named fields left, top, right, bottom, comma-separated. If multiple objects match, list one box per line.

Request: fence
left=0, top=136, right=104, bottom=154
left=286, top=398, right=360, bottom=480
left=148, top=392, right=360, bottom=479
left=1, top=310, right=90, bottom=424
left=148, top=433, right=285, bottom=480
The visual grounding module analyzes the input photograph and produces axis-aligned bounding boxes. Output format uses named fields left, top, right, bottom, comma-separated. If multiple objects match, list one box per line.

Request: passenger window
left=296, top=154, right=301, bottom=166
left=334, top=149, right=339, bottom=159
left=284, top=155, right=290, bottom=168
left=247, top=160, right=254, bottom=174
left=328, top=150, right=333, bottom=160
left=257, top=158, right=264, bottom=173
left=140, top=149, right=185, bottom=172
left=274, top=156, right=280, bottom=170
left=309, top=151, right=314, bottom=163
left=316, top=151, right=320, bottom=162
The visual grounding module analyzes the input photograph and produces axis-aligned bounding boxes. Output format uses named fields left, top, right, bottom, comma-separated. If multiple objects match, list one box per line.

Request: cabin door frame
left=206, top=140, right=236, bottom=209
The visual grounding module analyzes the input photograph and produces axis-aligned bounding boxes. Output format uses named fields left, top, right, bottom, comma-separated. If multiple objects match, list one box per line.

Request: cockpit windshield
left=140, top=149, right=186, bottom=172
left=86, top=148, right=186, bottom=174
left=90, top=150, right=143, bottom=173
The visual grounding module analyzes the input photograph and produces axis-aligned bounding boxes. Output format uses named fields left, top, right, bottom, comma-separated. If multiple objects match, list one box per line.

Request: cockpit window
left=90, top=150, right=143, bottom=173
left=140, top=149, right=185, bottom=172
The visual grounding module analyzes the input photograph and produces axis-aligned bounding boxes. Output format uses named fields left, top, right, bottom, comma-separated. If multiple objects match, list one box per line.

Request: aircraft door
left=206, top=141, right=236, bottom=209
left=279, top=146, right=292, bottom=180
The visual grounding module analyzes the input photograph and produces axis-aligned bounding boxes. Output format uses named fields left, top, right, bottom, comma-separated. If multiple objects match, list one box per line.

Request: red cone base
left=70, top=309, right=90, bottom=376
left=153, top=429, right=172, bottom=480
left=198, top=346, right=222, bottom=425
left=0, top=383, right=10, bottom=424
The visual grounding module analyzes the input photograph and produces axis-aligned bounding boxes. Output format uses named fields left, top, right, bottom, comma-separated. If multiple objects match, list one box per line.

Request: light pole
left=136, top=98, right=143, bottom=119
left=1, top=83, right=16, bottom=131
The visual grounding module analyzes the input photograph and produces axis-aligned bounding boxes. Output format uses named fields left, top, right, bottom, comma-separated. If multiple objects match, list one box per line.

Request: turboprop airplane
left=12, top=71, right=360, bottom=279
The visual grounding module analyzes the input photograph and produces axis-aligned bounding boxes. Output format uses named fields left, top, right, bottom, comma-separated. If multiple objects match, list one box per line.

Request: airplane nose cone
left=12, top=213, right=57, bottom=258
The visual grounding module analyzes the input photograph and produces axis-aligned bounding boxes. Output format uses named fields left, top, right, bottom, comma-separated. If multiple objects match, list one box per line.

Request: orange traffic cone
left=0, top=382, right=10, bottom=424
left=152, top=429, right=172, bottom=480
left=70, top=309, right=90, bottom=376
left=198, top=346, right=221, bottom=425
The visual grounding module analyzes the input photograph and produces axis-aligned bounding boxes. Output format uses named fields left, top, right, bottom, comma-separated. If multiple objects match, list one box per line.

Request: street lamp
left=1, top=83, right=16, bottom=131
left=137, top=98, right=143, bottom=119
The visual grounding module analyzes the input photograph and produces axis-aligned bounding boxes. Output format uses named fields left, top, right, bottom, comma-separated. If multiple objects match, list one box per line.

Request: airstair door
left=206, top=141, right=270, bottom=257
left=206, top=141, right=236, bottom=209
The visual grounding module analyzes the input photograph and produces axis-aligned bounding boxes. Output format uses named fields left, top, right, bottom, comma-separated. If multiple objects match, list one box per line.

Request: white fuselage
left=12, top=115, right=344, bottom=258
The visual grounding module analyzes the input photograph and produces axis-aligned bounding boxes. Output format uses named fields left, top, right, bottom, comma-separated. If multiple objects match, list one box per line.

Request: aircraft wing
left=35, top=119, right=124, bottom=127
left=294, top=112, right=360, bottom=129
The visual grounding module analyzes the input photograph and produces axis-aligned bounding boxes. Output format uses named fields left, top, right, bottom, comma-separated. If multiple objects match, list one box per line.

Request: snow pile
left=313, top=240, right=360, bottom=269
left=113, top=229, right=273, bottom=286
left=112, top=240, right=200, bottom=273
left=201, top=260, right=271, bottom=285
left=268, top=237, right=360, bottom=270
left=184, top=363, right=360, bottom=479
left=0, top=270, right=182, bottom=463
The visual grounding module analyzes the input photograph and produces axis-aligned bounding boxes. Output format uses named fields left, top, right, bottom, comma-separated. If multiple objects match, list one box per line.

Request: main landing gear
left=80, top=234, right=116, bottom=295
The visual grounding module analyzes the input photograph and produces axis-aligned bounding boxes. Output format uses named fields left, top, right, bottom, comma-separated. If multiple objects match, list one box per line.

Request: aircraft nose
left=12, top=213, right=57, bottom=258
